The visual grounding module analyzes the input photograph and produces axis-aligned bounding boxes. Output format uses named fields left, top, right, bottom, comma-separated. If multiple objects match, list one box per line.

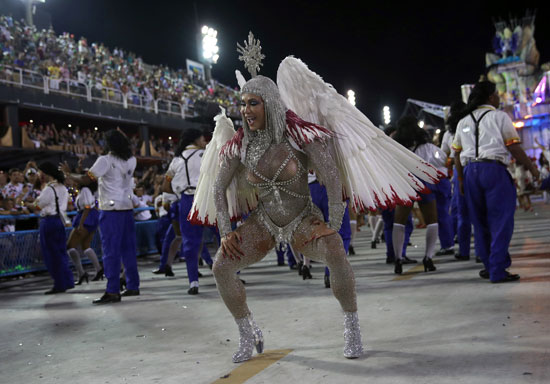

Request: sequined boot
left=343, top=311, right=363, bottom=359
left=232, top=314, right=264, bottom=363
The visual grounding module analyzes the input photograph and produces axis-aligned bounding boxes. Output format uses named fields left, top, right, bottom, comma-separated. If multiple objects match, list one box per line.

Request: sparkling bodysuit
left=214, top=138, right=345, bottom=244
left=210, top=72, right=362, bottom=360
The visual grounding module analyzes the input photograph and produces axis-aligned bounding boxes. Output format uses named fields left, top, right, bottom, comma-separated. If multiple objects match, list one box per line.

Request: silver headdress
left=237, top=32, right=287, bottom=168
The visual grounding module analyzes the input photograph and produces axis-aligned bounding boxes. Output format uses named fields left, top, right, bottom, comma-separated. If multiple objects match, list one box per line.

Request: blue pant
left=433, top=177, right=454, bottom=249
left=179, top=194, right=204, bottom=284
left=99, top=210, right=139, bottom=293
left=276, top=244, right=298, bottom=266
left=159, top=224, right=175, bottom=269
left=382, top=209, right=413, bottom=260
left=464, top=162, right=516, bottom=282
left=199, top=226, right=218, bottom=266
left=308, top=181, right=351, bottom=277
left=40, top=216, right=74, bottom=290
left=155, top=215, right=171, bottom=255
left=451, top=169, right=472, bottom=257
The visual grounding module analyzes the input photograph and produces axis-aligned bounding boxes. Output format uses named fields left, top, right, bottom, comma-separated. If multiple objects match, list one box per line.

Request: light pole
left=383, top=106, right=391, bottom=125
left=347, top=90, right=356, bottom=106
left=201, top=25, right=219, bottom=81
left=21, top=0, right=45, bottom=27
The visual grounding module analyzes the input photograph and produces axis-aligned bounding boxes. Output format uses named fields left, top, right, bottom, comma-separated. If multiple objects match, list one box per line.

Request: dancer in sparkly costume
left=213, top=77, right=361, bottom=362
left=190, top=33, right=441, bottom=363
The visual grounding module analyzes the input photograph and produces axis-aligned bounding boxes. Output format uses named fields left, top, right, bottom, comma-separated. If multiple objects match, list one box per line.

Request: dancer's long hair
left=454, top=81, right=497, bottom=123
left=446, top=101, right=467, bottom=135
left=105, top=130, right=132, bottom=160
left=174, top=128, right=203, bottom=157
left=394, top=116, right=429, bottom=149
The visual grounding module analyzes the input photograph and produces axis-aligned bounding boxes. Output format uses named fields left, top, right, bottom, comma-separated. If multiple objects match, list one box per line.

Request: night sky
left=38, top=0, right=550, bottom=125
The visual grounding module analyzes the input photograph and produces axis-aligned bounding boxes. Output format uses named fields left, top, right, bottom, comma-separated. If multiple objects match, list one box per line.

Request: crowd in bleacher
left=0, top=14, right=240, bottom=116
left=0, top=157, right=164, bottom=233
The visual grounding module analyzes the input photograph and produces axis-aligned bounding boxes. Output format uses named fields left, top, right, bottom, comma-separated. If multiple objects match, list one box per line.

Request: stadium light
left=418, top=120, right=425, bottom=128
left=383, top=106, right=391, bottom=125
left=435, top=129, right=441, bottom=134
left=68, top=123, right=72, bottom=128
left=347, top=90, right=356, bottom=106
left=201, top=25, right=219, bottom=64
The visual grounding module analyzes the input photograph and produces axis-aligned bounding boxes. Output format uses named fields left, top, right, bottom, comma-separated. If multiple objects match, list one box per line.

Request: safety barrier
left=0, top=207, right=159, bottom=277
left=0, top=65, right=196, bottom=119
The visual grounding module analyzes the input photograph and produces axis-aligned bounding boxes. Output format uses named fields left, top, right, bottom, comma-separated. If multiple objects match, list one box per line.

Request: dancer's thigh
left=214, top=212, right=276, bottom=271
left=290, top=213, right=342, bottom=262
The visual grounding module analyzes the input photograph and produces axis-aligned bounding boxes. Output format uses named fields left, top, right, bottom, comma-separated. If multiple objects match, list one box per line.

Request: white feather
left=190, top=107, right=258, bottom=225
left=277, top=57, right=441, bottom=211
left=235, top=70, right=247, bottom=89
left=190, top=107, right=236, bottom=225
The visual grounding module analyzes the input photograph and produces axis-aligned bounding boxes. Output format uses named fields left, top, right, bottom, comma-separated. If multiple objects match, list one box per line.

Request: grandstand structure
left=0, top=14, right=240, bottom=169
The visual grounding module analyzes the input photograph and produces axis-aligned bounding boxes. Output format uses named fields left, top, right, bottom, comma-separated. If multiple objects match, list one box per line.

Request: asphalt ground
left=1, top=200, right=549, bottom=384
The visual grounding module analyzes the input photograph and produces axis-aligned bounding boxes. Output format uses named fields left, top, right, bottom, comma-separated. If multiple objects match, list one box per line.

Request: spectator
left=0, top=170, right=7, bottom=190
left=2, top=168, right=24, bottom=200
left=133, top=184, right=152, bottom=221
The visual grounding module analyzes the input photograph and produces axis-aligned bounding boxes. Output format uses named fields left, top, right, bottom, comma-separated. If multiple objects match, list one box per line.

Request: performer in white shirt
left=162, top=128, right=207, bottom=294
left=62, top=129, right=138, bottom=303
left=35, top=162, right=74, bottom=294
left=443, top=101, right=473, bottom=261
left=453, top=81, right=539, bottom=283
left=152, top=192, right=180, bottom=276
left=65, top=180, right=102, bottom=284
left=392, top=116, right=447, bottom=274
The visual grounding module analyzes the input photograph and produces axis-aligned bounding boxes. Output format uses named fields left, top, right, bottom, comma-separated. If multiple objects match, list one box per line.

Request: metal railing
left=0, top=65, right=198, bottom=119
left=0, top=207, right=159, bottom=277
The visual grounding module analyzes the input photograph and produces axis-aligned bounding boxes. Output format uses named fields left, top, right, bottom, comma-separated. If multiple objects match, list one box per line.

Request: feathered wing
left=189, top=108, right=258, bottom=225
left=277, top=56, right=443, bottom=212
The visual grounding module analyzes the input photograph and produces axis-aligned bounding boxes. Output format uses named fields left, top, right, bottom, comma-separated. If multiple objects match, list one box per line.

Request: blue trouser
left=276, top=244, right=297, bottom=266
left=308, top=181, right=351, bottom=277
left=451, top=169, right=472, bottom=257
left=179, top=194, right=204, bottom=284
left=40, top=216, right=74, bottom=290
left=159, top=224, right=175, bottom=269
left=382, top=209, right=413, bottom=260
left=199, top=226, right=218, bottom=265
left=99, top=210, right=139, bottom=293
left=464, top=162, right=516, bottom=282
left=155, top=215, right=171, bottom=255
left=434, top=177, right=454, bottom=249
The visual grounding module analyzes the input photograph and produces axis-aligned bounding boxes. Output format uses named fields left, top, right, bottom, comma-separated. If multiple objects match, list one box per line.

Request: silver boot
left=232, top=314, right=264, bottom=363
left=343, top=311, right=363, bottom=359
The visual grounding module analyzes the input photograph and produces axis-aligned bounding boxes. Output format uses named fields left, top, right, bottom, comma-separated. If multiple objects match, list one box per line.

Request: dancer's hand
left=304, top=218, right=336, bottom=245
left=221, top=231, right=244, bottom=260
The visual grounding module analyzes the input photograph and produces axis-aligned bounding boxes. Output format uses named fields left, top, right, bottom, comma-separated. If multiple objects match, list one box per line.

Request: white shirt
left=414, top=143, right=448, bottom=177
left=452, top=105, right=520, bottom=166
left=134, top=194, right=152, bottom=221
left=440, top=131, right=455, bottom=159
left=36, top=182, right=69, bottom=217
left=166, top=146, right=204, bottom=198
left=308, top=172, right=318, bottom=184
left=75, top=187, right=96, bottom=211
left=89, top=154, right=136, bottom=210
left=154, top=194, right=165, bottom=218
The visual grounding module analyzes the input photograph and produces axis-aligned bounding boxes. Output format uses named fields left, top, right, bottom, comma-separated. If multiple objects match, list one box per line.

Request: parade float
left=464, top=11, right=550, bottom=156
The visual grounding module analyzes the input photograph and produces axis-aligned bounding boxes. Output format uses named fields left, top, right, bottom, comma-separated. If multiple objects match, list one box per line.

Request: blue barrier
left=0, top=219, right=159, bottom=277
left=0, top=206, right=154, bottom=220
